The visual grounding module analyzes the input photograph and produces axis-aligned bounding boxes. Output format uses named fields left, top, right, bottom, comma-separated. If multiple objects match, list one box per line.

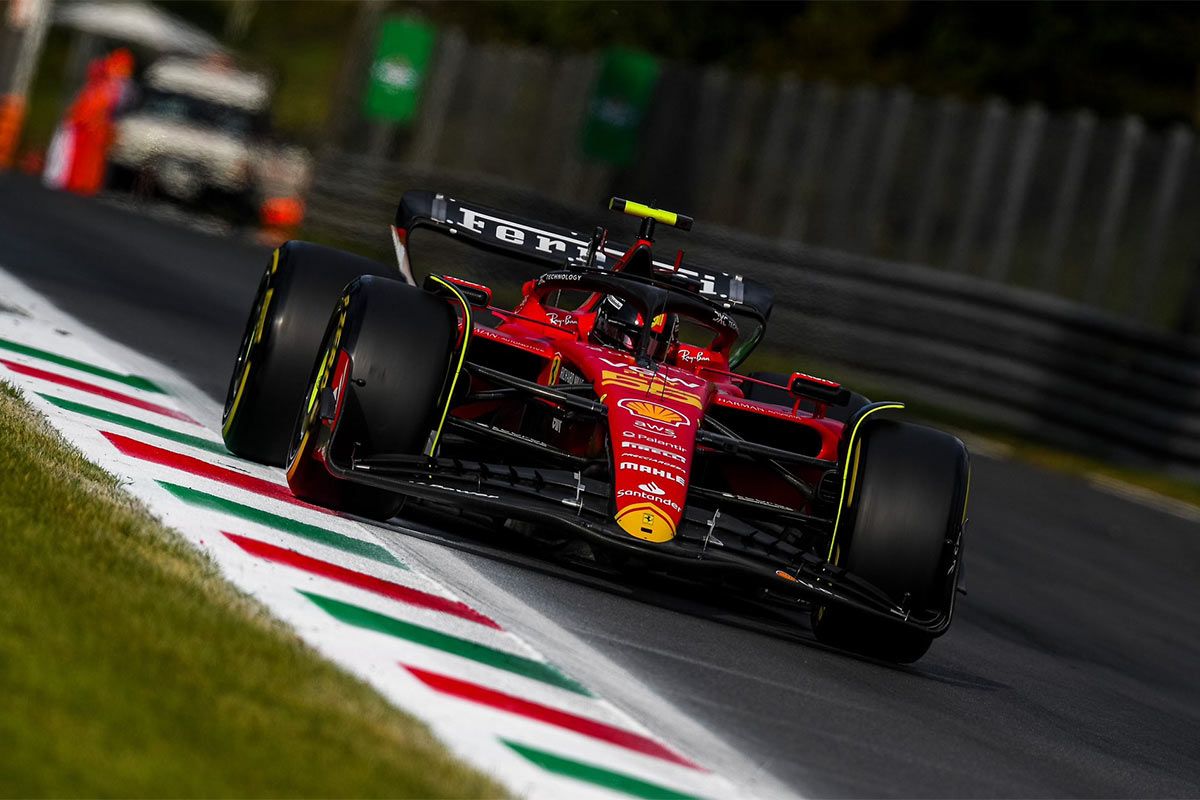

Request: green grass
left=741, top=347, right=1200, bottom=510
left=0, top=381, right=504, bottom=798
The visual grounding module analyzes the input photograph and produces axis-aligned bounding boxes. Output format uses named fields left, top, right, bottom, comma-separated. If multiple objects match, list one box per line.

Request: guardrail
left=332, top=29, right=1200, bottom=333
left=305, top=152, right=1200, bottom=474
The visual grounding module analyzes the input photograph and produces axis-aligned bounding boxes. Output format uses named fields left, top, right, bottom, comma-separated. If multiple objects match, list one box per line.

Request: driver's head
left=591, top=295, right=678, bottom=360
left=591, top=295, right=640, bottom=353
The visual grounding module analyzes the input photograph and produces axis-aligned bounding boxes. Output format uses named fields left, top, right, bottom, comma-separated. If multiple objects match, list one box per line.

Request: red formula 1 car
left=222, top=192, right=971, bottom=663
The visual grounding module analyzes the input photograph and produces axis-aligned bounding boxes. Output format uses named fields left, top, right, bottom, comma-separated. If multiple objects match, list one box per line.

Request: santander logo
left=638, top=481, right=666, bottom=496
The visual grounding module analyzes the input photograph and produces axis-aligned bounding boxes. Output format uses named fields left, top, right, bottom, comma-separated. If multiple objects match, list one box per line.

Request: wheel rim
left=286, top=292, right=351, bottom=476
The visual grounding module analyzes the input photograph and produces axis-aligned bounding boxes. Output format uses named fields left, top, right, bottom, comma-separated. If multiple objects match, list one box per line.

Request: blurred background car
left=106, top=55, right=309, bottom=226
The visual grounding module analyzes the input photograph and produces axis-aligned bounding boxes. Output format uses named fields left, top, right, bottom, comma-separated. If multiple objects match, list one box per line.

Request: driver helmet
left=591, top=295, right=678, bottom=360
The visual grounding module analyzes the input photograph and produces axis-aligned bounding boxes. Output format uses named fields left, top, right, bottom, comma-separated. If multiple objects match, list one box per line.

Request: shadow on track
left=365, top=503, right=1009, bottom=693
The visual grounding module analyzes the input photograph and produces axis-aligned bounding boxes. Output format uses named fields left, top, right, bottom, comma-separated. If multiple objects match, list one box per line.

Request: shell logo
left=618, top=398, right=690, bottom=427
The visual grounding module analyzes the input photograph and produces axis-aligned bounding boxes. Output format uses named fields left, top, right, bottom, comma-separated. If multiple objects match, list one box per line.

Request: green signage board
left=363, top=17, right=437, bottom=124
left=582, top=48, right=661, bottom=165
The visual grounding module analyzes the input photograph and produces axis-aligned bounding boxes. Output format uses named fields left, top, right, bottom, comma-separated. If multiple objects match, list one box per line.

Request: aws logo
left=631, top=420, right=679, bottom=439
left=618, top=399, right=691, bottom=427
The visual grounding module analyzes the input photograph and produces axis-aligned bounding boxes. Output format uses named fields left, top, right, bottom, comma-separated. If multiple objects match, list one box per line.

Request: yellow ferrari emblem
left=616, top=502, right=676, bottom=542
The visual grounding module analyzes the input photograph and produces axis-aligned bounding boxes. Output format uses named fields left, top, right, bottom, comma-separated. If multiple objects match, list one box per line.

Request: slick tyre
left=743, top=370, right=869, bottom=423
left=285, top=276, right=458, bottom=520
left=812, top=419, right=969, bottom=663
left=222, top=241, right=398, bottom=465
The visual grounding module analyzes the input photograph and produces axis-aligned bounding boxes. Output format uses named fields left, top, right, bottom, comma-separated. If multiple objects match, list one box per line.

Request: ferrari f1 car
left=222, top=192, right=971, bottom=663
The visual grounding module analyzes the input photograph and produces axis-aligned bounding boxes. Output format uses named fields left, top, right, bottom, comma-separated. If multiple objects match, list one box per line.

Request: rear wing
left=393, top=190, right=774, bottom=321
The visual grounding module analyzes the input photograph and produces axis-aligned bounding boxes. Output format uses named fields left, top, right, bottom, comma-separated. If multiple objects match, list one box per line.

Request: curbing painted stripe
left=405, top=665, right=704, bottom=771
left=302, top=591, right=590, bottom=696
left=225, top=532, right=499, bottom=629
left=0, top=262, right=757, bottom=800
left=504, top=740, right=703, bottom=800
left=103, top=431, right=310, bottom=508
left=42, top=394, right=225, bottom=455
left=159, top=481, right=405, bottom=569
left=0, top=335, right=164, bottom=393
left=1, top=360, right=196, bottom=423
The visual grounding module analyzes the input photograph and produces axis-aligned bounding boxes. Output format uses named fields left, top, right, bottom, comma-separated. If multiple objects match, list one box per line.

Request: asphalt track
left=3, top=173, right=1198, bottom=797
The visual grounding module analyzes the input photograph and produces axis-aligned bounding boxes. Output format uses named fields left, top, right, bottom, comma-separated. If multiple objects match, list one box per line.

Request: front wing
left=323, top=448, right=954, bottom=636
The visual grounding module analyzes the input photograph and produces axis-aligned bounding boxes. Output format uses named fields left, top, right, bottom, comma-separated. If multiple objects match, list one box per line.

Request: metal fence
left=307, top=33, right=1200, bottom=473
left=305, top=159, right=1200, bottom=475
left=328, top=30, right=1200, bottom=334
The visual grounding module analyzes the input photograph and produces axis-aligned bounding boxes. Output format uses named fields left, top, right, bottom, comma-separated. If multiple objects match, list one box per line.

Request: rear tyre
left=286, top=276, right=458, bottom=520
left=743, top=370, right=869, bottom=423
left=811, top=419, right=969, bottom=663
left=222, top=241, right=398, bottom=465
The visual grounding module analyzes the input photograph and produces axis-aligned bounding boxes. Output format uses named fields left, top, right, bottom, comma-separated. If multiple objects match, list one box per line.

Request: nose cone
left=600, top=366, right=708, bottom=542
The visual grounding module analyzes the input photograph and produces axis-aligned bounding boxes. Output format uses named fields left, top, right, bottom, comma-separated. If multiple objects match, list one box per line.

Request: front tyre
left=812, top=419, right=970, bottom=663
left=222, top=241, right=397, bottom=465
left=286, top=276, right=458, bottom=520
